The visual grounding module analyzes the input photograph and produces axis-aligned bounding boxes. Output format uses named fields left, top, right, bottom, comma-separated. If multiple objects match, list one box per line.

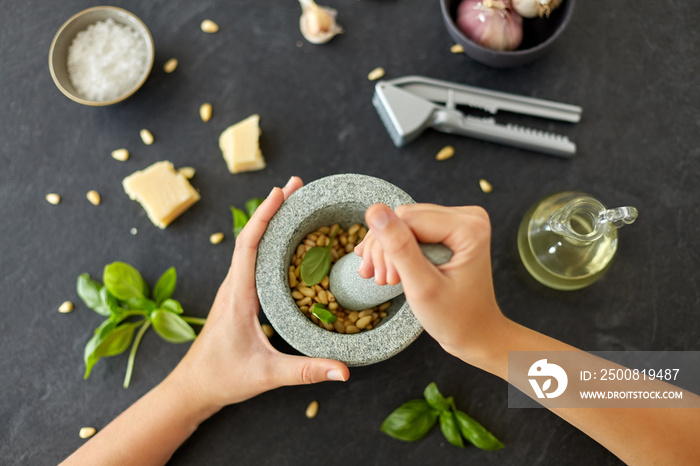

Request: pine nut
left=318, top=226, right=330, bottom=234
left=292, top=291, right=304, bottom=300
left=321, top=321, right=334, bottom=331
left=348, top=224, right=361, bottom=236
left=345, top=325, right=360, bottom=334
left=307, top=233, right=319, bottom=241
left=479, top=178, right=493, bottom=193
left=199, top=103, right=213, bottom=122
left=79, top=427, right=96, bottom=439
left=299, top=286, right=315, bottom=297
left=58, top=301, right=73, bottom=313
left=201, top=19, right=219, bottom=33
left=163, top=58, right=178, bottom=73
left=450, top=43, right=464, bottom=53
left=209, top=232, right=224, bottom=244
left=356, top=316, right=372, bottom=329
left=344, top=243, right=354, bottom=253
left=289, top=271, right=298, bottom=287
left=348, top=311, right=359, bottom=323
left=379, top=311, right=388, bottom=318
left=358, top=309, right=373, bottom=318
left=296, top=244, right=306, bottom=257
left=358, top=227, right=367, bottom=240
left=334, top=321, right=346, bottom=333
left=326, top=290, right=335, bottom=302
left=317, top=290, right=328, bottom=305
left=261, top=324, right=274, bottom=338
left=316, top=235, right=327, bottom=247
left=179, top=167, right=196, bottom=179
left=297, top=297, right=312, bottom=306
left=436, top=145, right=455, bottom=161
left=320, top=276, right=329, bottom=289
left=328, top=302, right=338, bottom=310
left=86, top=190, right=101, bottom=206
left=140, top=129, right=154, bottom=145
left=367, top=67, right=385, bottom=81
left=306, top=400, right=319, bottom=418
left=330, top=248, right=339, bottom=260
left=45, top=193, right=61, bottom=205
left=111, top=148, right=129, bottom=161
left=378, top=302, right=391, bottom=312
left=304, top=239, right=316, bottom=247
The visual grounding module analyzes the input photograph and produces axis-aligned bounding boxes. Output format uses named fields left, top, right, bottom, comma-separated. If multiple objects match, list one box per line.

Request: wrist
left=163, top=363, right=223, bottom=425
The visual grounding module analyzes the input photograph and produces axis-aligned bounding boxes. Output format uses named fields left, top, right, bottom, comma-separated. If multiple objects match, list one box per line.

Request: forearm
left=463, top=318, right=699, bottom=465
left=61, top=370, right=219, bottom=466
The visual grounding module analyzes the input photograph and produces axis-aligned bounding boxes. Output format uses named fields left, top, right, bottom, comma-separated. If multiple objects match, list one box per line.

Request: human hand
left=170, top=177, right=349, bottom=413
left=355, top=204, right=509, bottom=365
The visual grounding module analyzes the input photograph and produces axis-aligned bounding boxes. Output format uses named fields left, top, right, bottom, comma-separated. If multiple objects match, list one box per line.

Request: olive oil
left=518, top=192, right=637, bottom=290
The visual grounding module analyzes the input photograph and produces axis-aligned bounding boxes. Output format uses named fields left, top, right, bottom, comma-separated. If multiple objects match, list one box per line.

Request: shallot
left=456, top=0, right=523, bottom=52
left=512, top=0, right=563, bottom=18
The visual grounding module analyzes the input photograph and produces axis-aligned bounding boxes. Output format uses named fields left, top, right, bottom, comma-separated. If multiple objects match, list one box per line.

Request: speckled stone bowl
left=256, top=174, right=422, bottom=366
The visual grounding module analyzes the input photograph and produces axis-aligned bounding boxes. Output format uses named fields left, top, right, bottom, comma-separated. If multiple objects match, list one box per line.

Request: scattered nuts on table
left=450, top=43, right=465, bottom=53
left=367, top=67, right=385, bottom=81
left=209, top=232, right=224, bottom=244
left=163, top=58, right=178, bottom=73
left=79, top=427, right=96, bottom=439
left=178, top=167, right=196, bottom=179
left=305, top=400, right=319, bottom=419
left=58, top=301, right=74, bottom=313
left=201, top=19, right=219, bottom=33
left=140, top=129, right=154, bottom=145
left=261, top=324, right=274, bottom=338
left=199, top=103, right=213, bottom=122
left=45, top=193, right=61, bottom=205
left=436, top=145, right=455, bottom=161
left=479, top=178, right=493, bottom=193
left=86, top=190, right=101, bottom=206
left=111, top=148, right=129, bottom=162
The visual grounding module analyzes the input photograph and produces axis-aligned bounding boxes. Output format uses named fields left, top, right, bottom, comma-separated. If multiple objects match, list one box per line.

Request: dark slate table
left=1, top=1, right=698, bottom=464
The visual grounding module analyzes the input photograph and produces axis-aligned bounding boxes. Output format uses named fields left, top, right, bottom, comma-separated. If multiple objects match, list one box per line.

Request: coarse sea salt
left=67, top=19, right=148, bottom=102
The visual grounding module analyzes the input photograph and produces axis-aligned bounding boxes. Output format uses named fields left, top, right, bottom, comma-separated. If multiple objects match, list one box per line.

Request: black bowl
left=440, top=0, right=575, bottom=68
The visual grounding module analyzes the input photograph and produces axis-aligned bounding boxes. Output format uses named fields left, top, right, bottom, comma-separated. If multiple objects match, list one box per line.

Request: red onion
left=456, top=0, right=523, bottom=52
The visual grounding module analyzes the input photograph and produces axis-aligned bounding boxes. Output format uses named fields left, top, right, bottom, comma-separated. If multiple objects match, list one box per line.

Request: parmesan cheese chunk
left=122, top=161, right=200, bottom=229
left=219, top=114, right=266, bottom=174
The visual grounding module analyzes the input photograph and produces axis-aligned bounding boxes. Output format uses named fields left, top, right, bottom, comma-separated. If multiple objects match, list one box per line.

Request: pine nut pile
left=290, top=223, right=391, bottom=333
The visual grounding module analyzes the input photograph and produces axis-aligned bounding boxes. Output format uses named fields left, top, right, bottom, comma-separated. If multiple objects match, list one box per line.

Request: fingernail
left=369, top=208, right=390, bottom=230
left=268, top=187, right=277, bottom=197
left=284, top=176, right=296, bottom=188
left=327, top=369, right=346, bottom=382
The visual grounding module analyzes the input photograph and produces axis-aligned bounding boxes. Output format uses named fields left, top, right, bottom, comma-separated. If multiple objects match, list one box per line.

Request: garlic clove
left=299, top=0, right=343, bottom=44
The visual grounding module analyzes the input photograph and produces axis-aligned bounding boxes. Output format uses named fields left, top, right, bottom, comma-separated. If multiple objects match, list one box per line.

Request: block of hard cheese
left=219, top=114, right=266, bottom=173
left=122, top=161, right=200, bottom=229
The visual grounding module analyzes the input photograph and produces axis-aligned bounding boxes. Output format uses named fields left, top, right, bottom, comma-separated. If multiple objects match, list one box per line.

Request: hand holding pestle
left=328, top=243, right=453, bottom=311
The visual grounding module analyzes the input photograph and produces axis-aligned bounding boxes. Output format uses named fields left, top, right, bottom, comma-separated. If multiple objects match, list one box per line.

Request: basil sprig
left=300, top=226, right=339, bottom=286
left=76, top=262, right=207, bottom=388
left=381, top=382, right=504, bottom=451
left=230, top=197, right=265, bottom=237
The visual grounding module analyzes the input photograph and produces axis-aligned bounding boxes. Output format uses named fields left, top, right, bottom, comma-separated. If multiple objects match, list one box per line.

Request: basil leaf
left=153, top=267, right=176, bottom=305
left=231, top=207, right=249, bottom=237
left=103, top=262, right=148, bottom=301
left=83, top=321, right=141, bottom=379
left=380, top=399, right=438, bottom=442
left=311, top=303, right=336, bottom=324
left=127, top=297, right=156, bottom=312
left=424, top=382, right=450, bottom=412
left=160, top=298, right=184, bottom=315
left=439, top=411, right=464, bottom=448
left=300, top=247, right=332, bottom=286
left=99, top=286, right=119, bottom=316
left=76, top=273, right=104, bottom=313
left=150, top=310, right=196, bottom=343
left=245, top=197, right=265, bottom=219
left=454, top=410, right=504, bottom=451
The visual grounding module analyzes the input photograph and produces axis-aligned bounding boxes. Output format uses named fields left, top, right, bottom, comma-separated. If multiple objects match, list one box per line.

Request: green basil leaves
left=231, top=197, right=265, bottom=237
left=300, top=226, right=339, bottom=286
left=380, top=382, right=504, bottom=451
left=76, top=262, right=205, bottom=388
left=311, top=303, right=336, bottom=324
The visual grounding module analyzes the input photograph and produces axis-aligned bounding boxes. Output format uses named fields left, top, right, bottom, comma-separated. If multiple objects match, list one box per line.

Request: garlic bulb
left=511, top=0, right=563, bottom=18
left=456, top=0, right=523, bottom=52
left=299, top=0, right=343, bottom=44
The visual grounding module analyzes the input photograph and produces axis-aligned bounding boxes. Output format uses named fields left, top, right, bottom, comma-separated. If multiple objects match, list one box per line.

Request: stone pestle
left=328, top=243, right=453, bottom=311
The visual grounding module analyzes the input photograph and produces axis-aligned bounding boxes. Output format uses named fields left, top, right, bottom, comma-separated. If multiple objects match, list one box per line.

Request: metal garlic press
left=372, top=75, right=582, bottom=158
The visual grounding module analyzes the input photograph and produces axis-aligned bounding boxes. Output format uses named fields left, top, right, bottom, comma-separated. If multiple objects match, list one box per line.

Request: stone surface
left=256, top=174, right=422, bottom=366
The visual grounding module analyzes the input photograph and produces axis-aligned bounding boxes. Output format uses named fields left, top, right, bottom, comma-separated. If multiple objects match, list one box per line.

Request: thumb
left=365, top=204, right=443, bottom=295
left=272, top=354, right=349, bottom=387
